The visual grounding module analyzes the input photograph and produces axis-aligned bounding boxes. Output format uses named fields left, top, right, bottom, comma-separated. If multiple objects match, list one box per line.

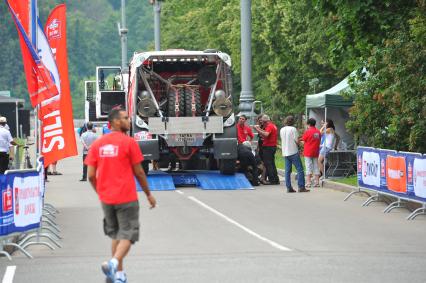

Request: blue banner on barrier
left=0, top=170, right=42, bottom=237
left=357, top=147, right=426, bottom=203
left=357, top=147, right=382, bottom=190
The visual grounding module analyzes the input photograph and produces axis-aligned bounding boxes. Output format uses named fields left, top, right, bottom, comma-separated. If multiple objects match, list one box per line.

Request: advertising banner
left=357, top=147, right=426, bottom=203
left=5, top=0, right=59, bottom=106
left=413, top=155, right=426, bottom=199
left=357, top=147, right=381, bottom=190
left=0, top=171, right=41, bottom=236
left=42, top=4, right=78, bottom=167
left=386, top=154, right=407, bottom=194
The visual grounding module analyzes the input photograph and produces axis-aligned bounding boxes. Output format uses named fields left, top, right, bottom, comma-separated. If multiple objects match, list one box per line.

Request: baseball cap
left=0, top=117, right=7, bottom=123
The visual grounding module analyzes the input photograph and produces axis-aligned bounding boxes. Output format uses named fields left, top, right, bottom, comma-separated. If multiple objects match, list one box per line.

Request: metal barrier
left=0, top=157, right=62, bottom=261
left=344, top=147, right=426, bottom=220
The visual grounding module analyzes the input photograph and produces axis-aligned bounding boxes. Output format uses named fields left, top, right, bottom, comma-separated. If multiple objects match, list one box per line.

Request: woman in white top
left=318, top=119, right=340, bottom=177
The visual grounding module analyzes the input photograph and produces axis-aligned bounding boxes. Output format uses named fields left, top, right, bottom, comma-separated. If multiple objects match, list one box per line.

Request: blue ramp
left=194, top=171, right=254, bottom=190
left=136, top=171, right=176, bottom=191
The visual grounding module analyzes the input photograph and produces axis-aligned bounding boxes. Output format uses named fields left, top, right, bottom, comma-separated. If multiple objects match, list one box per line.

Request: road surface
left=1, top=145, right=426, bottom=282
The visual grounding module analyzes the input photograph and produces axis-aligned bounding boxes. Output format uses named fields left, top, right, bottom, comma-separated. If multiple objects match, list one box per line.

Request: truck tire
left=142, top=160, right=150, bottom=175
left=184, top=87, right=202, bottom=117
left=168, top=88, right=185, bottom=117
left=219, top=159, right=236, bottom=175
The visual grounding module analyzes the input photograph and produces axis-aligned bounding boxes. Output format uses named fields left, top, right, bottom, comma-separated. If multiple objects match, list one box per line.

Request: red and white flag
left=5, top=0, right=59, bottom=107
left=40, top=4, right=77, bottom=166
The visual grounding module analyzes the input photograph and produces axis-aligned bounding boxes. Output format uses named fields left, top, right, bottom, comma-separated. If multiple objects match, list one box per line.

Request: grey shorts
left=101, top=200, right=140, bottom=244
left=305, top=157, right=320, bottom=175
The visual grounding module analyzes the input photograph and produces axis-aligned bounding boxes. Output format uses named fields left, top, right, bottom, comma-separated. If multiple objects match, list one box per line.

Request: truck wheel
left=219, top=159, right=236, bottom=175
left=142, top=160, right=150, bottom=175
left=168, top=88, right=185, bottom=117
left=184, top=87, right=202, bottom=117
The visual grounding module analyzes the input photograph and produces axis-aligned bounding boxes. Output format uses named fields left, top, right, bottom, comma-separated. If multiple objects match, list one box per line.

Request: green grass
left=333, top=176, right=358, bottom=187
left=275, top=150, right=305, bottom=171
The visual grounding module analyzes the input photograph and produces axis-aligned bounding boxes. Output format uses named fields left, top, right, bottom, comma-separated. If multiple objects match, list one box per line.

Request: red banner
left=41, top=4, right=77, bottom=166
left=6, top=0, right=59, bottom=106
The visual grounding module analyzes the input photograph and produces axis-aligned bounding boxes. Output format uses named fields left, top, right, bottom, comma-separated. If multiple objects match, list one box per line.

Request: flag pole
left=31, top=0, right=42, bottom=157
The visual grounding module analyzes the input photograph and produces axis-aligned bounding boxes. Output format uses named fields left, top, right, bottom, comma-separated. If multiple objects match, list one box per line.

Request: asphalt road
left=1, top=147, right=426, bottom=283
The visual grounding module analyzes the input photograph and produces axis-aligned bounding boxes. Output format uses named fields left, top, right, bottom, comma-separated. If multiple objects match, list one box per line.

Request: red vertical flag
left=6, top=0, right=59, bottom=106
left=42, top=4, right=77, bottom=166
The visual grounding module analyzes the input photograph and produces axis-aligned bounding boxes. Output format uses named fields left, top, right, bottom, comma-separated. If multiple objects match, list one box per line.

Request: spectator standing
left=80, top=122, right=98, bottom=181
left=0, top=117, right=15, bottom=174
left=280, top=116, right=308, bottom=193
left=254, top=114, right=279, bottom=185
left=237, top=115, right=254, bottom=144
left=301, top=118, right=321, bottom=187
left=85, top=109, right=156, bottom=283
left=318, top=119, right=340, bottom=178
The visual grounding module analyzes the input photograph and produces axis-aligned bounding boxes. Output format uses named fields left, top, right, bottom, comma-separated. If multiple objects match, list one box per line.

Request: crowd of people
left=236, top=113, right=340, bottom=192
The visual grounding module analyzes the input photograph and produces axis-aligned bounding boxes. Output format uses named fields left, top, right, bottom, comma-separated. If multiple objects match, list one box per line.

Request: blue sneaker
left=101, top=260, right=117, bottom=283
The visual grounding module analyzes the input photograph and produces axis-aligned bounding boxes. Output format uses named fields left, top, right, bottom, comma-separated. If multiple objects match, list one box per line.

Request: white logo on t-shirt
left=99, top=144, right=118, bottom=157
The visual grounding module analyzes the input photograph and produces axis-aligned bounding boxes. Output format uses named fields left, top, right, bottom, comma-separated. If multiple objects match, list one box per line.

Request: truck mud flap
left=138, top=139, right=159, bottom=160
left=213, top=138, right=238, bottom=159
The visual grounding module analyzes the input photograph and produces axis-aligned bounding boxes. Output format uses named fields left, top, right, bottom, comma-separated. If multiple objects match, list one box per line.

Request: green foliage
left=0, top=1, right=424, bottom=152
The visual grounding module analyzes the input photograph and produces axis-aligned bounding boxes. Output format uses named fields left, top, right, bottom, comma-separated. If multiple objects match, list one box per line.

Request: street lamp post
left=238, top=0, right=256, bottom=124
left=118, top=0, right=128, bottom=71
left=150, top=0, right=162, bottom=51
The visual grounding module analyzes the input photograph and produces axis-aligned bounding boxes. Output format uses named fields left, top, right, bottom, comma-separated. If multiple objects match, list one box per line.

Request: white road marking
left=175, top=190, right=184, bottom=195
left=187, top=196, right=291, bottom=252
left=2, top=266, right=16, bottom=283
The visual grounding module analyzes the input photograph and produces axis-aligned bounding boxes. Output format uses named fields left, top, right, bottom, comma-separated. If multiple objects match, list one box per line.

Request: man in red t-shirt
left=301, top=118, right=321, bottom=187
left=85, top=108, right=156, bottom=283
left=254, top=114, right=279, bottom=184
left=237, top=115, right=254, bottom=143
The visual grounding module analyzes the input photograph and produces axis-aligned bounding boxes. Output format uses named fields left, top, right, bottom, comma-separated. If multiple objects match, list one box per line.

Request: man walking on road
left=80, top=122, right=97, bottom=181
left=85, top=109, right=156, bottom=283
left=280, top=116, right=308, bottom=193
left=254, top=114, right=280, bottom=185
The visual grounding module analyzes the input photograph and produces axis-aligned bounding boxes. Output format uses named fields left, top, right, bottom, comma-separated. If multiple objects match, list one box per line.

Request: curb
left=277, top=168, right=356, bottom=194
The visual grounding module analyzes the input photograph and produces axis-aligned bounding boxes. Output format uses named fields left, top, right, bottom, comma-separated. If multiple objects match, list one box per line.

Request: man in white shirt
left=280, top=116, right=308, bottom=193
left=80, top=122, right=98, bottom=181
left=0, top=117, right=16, bottom=174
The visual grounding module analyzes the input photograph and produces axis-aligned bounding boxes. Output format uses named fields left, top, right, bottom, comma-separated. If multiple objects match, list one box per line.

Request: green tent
left=305, top=72, right=356, bottom=151
left=306, top=75, right=353, bottom=109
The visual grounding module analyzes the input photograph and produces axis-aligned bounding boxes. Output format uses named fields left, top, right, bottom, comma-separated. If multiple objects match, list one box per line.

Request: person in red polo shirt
left=254, top=114, right=280, bottom=184
left=302, top=118, right=321, bottom=187
left=237, top=114, right=254, bottom=144
left=85, top=108, right=156, bottom=283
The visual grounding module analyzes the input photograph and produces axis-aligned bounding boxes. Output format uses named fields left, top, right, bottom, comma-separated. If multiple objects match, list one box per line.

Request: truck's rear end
left=128, top=50, right=237, bottom=174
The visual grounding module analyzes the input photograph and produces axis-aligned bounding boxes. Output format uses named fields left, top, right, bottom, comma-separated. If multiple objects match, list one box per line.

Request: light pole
left=118, top=0, right=128, bottom=71
left=150, top=0, right=162, bottom=51
left=238, top=0, right=255, bottom=123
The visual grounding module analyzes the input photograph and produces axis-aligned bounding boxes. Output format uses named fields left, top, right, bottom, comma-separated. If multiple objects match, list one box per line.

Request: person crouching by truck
left=237, top=141, right=259, bottom=186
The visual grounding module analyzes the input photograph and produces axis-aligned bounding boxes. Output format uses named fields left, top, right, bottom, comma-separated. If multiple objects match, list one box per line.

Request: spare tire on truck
left=167, top=87, right=185, bottom=117
left=184, top=87, right=202, bottom=117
